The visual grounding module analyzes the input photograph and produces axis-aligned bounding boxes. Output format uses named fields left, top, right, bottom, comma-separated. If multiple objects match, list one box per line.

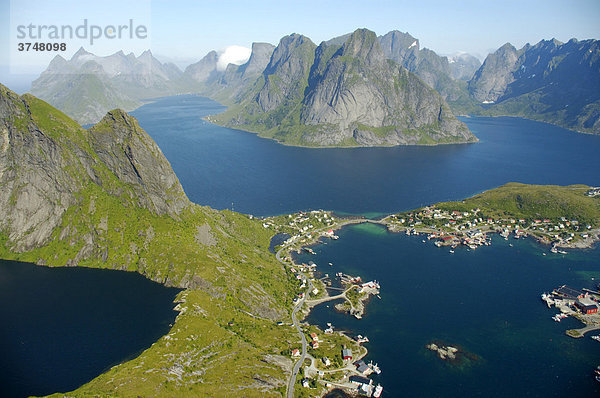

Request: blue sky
left=1, top=0, right=599, bottom=92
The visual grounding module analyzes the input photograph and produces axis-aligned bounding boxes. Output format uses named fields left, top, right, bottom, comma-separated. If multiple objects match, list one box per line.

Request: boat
left=372, top=384, right=383, bottom=398
left=357, top=335, right=369, bottom=343
left=591, top=335, right=600, bottom=342
left=328, top=262, right=333, bottom=266
left=369, top=361, right=381, bottom=374
left=551, top=247, right=558, bottom=253
left=449, top=250, right=455, bottom=254
left=558, top=250, right=568, bottom=255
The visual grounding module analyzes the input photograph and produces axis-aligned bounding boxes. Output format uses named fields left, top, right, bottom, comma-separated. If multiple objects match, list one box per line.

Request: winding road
left=277, top=241, right=314, bottom=398
left=276, top=216, right=376, bottom=397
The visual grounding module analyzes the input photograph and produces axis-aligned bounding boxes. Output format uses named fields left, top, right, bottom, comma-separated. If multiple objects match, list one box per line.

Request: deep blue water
left=0, top=260, right=180, bottom=398
left=128, top=95, right=600, bottom=396
left=5, top=94, right=600, bottom=398
left=132, top=95, right=600, bottom=217
left=299, top=225, right=600, bottom=398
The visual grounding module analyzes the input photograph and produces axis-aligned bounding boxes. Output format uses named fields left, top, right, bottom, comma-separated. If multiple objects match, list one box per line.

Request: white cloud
left=216, top=45, right=251, bottom=71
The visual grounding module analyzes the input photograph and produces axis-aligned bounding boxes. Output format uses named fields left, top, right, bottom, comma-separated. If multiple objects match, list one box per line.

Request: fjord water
left=132, top=95, right=600, bottom=217
left=0, top=260, right=180, bottom=398
left=299, top=225, right=600, bottom=397
left=4, top=94, right=599, bottom=397
left=130, top=95, right=600, bottom=396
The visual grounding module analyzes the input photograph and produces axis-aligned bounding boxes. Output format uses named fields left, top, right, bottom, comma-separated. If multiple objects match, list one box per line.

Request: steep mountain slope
left=183, top=50, right=220, bottom=84
left=0, top=83, right=299, bottom=396
left=468, top=42, right=524, bottom=102
left=448, top=53, right=482, bottom=81
left=213, top=29, right=476, bottom=147
left=202, top=43, right=276, bottom=102
left=31, top=48, right=197, bottom=125
left=378, top=30, right=479, bottom=107
left=468, top=38, right=600, bottom=134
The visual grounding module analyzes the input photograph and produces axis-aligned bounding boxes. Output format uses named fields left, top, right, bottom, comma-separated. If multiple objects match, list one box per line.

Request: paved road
left=276, top=217, right=373, bottom=397
left=287, top=283, right=311, bottom=398
left=277, top=243, right=313, bottom=398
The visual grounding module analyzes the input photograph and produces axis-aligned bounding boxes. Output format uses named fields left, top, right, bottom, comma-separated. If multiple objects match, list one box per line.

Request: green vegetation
left=389, top=183, right=600, bottom=248
left=435, top=183, right=600, bottom=226
left=0, top=87, right=314, bottom=396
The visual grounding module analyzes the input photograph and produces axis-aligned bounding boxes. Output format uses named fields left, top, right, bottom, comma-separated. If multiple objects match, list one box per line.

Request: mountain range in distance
left=29, top=28, right=600, bottom=143
left=468, top=38, right=600, bottom=134
left=30, top=48, right=200, bottom=125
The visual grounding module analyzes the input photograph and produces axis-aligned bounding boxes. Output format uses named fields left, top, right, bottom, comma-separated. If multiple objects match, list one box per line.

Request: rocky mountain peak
left=72, top=46, right=92, bottom=60
left=379, top=30, right=419, bottom=54
left=88, top=109, right=188, bottom=216
left=184, top=50, right=219, bottom=83
left=340, top=28, right=384, bottom=67
left=263, top=33, right=315, bottom=75
left=468, top=42, right=520, bottom=102
left=241, top=42, right=276, bottom=78
left=0, top=85, right=188, bottom=252
left=217, top=30, right=475, bottom=147
left=256, top=33, right=316, bottom=112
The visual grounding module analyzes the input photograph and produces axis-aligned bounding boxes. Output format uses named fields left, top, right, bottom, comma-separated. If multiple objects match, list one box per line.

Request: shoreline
left=275, top=215, right=379, bottom=398
left=272, top=202, right=600, bottom=396
left=204, top=115, right=478, bottom=149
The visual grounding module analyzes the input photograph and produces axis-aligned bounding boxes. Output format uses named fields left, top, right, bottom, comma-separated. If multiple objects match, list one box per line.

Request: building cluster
left=388, top=205, right=594, bottom=249
left=550, top=285, right=600, bottom=315
left=586, top=187, right=600, bottom=197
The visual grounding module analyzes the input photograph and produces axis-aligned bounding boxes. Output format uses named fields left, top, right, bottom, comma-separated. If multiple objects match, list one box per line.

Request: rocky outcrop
left=0, top=86, right=85, bottom=251
left=217, top=29, right=475, bottom=146
left=184, top=50, right=220, bottom=83
left=378, top=30, right=479, bottom=102
left=88, top=109, right=188, bottom=216
left=235, top=43, right=276, bottom=81
left=0, top=84, right=188, bottom=252
left=256, top=33, right=316, bottom=113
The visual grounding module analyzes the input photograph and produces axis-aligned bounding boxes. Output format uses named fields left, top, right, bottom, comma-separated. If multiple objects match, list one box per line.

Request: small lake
left=0, top=260, right=181, bottom=398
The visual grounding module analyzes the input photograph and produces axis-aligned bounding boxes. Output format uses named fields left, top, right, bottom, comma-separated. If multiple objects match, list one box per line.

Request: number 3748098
left=18, top=42, right=66, bottom=51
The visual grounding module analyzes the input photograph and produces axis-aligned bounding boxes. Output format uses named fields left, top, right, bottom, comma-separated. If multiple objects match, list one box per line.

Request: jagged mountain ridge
left=213, top=28, right=476, bottom=147
left=468, top=38, right=600, bottom=134
left=31, top=48, right=198, bottom=125
left=378, top=30, right=481, bottom=104
left=0, top=84, right=188, bottom=252
left=185, top=43, right=276, bottom=102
